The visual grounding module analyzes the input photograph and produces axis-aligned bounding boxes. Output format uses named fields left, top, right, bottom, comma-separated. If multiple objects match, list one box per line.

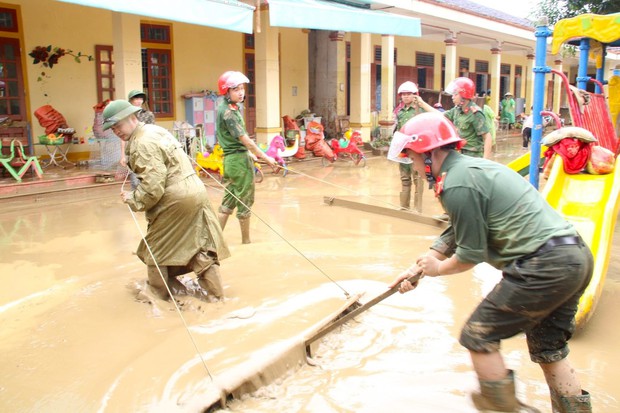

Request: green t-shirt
left=396, top=104, right=425, bottom=131
left=444, top=101, right=489, bottom=156
left=430, top=151, right=576, bottom=269
left=216, top=97, right=248, bottom=155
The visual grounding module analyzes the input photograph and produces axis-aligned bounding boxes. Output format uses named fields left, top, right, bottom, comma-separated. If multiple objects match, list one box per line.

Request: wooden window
left=459, top=57, right=470, bottom=71
left=244, top=33, right=254, bottom=50
left=416, top=52, right=434, bottom=89
left=95, top=45, right=114, bottom=102
left=140, top=23, right=170, bottom=44
left=501, top=63, right=511, bottom=75
left=140, top=22, right=173, bottom=118
left=475, top=60, right=489, bottom=73
left=0, top=8, right=17, bottom=32
left=144, top=48, right=173, bottom=117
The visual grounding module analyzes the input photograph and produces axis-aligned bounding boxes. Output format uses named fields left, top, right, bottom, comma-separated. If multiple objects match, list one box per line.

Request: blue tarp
left=56, top=0, right=255, bottom=34
left=268, top=0, right=421, bottom=37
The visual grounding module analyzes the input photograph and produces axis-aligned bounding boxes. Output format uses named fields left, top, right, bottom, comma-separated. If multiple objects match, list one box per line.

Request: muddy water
left=1, top=140, right=619, bottom=412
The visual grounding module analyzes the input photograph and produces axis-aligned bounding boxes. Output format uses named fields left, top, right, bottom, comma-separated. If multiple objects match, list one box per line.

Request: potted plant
left=369, top=126, right=391, bottom=155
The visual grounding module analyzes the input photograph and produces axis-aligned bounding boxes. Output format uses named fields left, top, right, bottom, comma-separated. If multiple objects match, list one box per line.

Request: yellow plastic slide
left=541, top=156, right=620, bottom=329
left=506, top=147, right=547, bottom=177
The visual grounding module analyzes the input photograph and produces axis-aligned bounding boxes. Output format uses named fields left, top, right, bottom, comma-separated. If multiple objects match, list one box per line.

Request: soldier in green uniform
left=389, top=112, right=593, bottom=413
left=215, top=71, right=277, bottom=244
left=394, top=81, right=425, bottom=212
left=417, top=77, right=492, bottom=159
left=103, top=100, right=230, bottom=302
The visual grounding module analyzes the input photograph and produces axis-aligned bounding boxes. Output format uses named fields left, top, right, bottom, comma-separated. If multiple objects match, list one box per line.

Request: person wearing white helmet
left=103, top=99, right=230, bottom=303
left=394, top=81, right=426, bottom=212
left=215, top=71, right=278, bottom=244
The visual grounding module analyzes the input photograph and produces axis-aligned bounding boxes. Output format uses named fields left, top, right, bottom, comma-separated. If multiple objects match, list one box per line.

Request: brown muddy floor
left=1, top=135, right=618, bottom=412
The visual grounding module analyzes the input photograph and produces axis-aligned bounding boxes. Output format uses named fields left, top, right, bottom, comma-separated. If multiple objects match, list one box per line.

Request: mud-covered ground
left=1, top=139, right=618, bottom=412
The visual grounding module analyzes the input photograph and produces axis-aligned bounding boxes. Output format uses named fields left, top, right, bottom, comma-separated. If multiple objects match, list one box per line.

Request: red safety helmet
left=401, top=112, right=465, bottom=153
left=218, top=71, right=250, bottom=95
left=445, top=77, right=476, bottom=100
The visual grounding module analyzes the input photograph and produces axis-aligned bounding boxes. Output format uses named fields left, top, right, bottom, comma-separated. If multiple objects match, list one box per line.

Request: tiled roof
left=425, top=0, right=535, bottom=29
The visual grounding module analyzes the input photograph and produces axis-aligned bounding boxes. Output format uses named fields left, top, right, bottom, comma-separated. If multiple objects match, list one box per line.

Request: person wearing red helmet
left=388, top=112, right=593, bottom=413
left=394, top=81, right=426, bottom=212
left=416, top=77, right=492, bottom=159
left=215, top=71, right=278, bottom=244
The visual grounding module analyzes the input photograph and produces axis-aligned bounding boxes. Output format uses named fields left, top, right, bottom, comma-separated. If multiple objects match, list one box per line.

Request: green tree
left=531, top=0, right=620, bottom=25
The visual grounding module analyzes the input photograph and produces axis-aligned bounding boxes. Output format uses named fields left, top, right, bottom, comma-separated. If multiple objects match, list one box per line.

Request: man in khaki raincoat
left=103, top=100, right=230, bottom=302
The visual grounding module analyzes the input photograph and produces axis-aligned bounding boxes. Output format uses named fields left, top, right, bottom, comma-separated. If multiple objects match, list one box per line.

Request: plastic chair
left=0, top=139, right=43, bottom=181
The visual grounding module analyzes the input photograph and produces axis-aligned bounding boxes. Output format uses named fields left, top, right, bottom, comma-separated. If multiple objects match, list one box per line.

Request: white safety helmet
left=397, top=81, right=419, bottom=95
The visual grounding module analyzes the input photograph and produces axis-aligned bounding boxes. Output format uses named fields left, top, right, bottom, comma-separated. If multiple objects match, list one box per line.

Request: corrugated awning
left=56, top=0, right=255, bottom=34
left=268, top=0, right=421, bottom=37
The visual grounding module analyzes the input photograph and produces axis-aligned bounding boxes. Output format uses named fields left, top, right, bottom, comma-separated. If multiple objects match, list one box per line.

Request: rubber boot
left=147, top=265, right=171, bottom=300
left=218, top=212, right=230, bottom=230
left=471, top=370, right=540, bottom=412
left=239, top=217, right=251, bottom=244
left=399, top=188, right=411, bottom=210
left=551, top=390, right=591, bottom=413
left=413, top=175, right=424, bottom=213
left=197, top=264, right=224, bottom=301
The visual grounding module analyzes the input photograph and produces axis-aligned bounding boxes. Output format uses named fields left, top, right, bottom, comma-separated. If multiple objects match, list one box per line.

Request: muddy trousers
left=551, top=390, right=592, bottom=413
left=146, top=250, right=224, bottom=301
left=218, top=213, right=251, bottom=244
left=398, top=163, right=423, bottom=212
left=472, top=370, right=540, bottom=412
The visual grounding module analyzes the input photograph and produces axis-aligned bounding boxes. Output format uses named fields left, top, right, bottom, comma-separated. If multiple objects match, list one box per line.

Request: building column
left=525, top=50, right=535, bottom=113
left=349, top=32, right=372, bottom=142
left=490, top=43, right=502, bottom=114
left=443, top=32, right=458, bottom=89
left=553, top=58, right=563, bottom=114
left=254, top=9, right=280, bottom=145
left=379, top=35, right=395, bottom=135
left=111, top=12, right=142, bottom=100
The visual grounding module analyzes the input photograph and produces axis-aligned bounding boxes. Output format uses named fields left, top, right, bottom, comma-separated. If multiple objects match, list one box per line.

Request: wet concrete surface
left=1, top=136, right=619, bottom=412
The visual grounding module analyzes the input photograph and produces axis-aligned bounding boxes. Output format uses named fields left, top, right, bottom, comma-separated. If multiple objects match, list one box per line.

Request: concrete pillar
left=444, top=32, right=458, bottom=89
left=525, top=50, right=535, bottom=113
left=111, top=13, right=142, bottom=100
left=379, top=35, right=395, bottom=134
left=350, top=32, right=372, bottom=142
left=490, top=43, right=502, bottom=114
left=254, top=9, right=281, bottom=145
left=553, top=58, right=563, bottom=114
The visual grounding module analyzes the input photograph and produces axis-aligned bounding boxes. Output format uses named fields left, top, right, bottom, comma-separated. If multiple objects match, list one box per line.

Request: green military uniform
left=396, top=104, right=425, bottom=211
left=216, top=97, right=254, bottom=219
left=444, top=101, right=490, bottom=157
left=482, top=105, right=496, bottom=145
left=429, top=151, right=592, bottom=365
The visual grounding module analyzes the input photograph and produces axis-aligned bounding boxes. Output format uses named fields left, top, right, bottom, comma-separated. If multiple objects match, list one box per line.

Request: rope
left=120, top=173, right=214, bottom=382
left=193, top=159, right=353, bottom=299
left=282, top=162, right=413, bottom=212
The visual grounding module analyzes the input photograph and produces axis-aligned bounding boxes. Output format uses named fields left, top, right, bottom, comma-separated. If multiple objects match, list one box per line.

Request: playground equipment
left=520, top=13, right=620, bottom=329
left=323, top=129, right=366, bottom=167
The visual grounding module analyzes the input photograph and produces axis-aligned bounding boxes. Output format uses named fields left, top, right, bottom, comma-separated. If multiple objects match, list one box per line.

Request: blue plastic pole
left=595, top=45, right=606, bottom=94
left=529, top=21, right=552, bottom=188
left=576, top=38, right=590, bottom=91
